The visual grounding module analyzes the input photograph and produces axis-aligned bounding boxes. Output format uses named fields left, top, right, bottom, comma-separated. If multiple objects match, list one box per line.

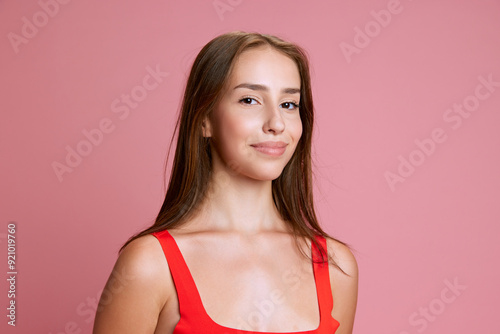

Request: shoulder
left=325, top=237, right=358, bottom=278
left=118, top=233, right=167, bottom=269
left=113, top=233, right=175, bottom=300
left=93, top=233, right=175, bottom=333
left=119, top=233, right=170, bottom=273
left=325, top=236, right=358, bottom=334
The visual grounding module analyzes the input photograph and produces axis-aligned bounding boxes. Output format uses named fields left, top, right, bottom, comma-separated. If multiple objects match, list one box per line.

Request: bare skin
left=93, top=227, right=357, bottom=333
left=93, top=46, right=358, bottom=333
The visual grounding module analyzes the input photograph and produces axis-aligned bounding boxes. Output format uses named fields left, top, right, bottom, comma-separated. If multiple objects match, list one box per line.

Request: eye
left=281, top=101, right=299, bottom=110
left=239, top=97, right=258, bottom=105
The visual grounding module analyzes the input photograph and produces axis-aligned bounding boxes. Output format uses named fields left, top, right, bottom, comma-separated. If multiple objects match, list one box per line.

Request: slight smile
left=250, top=141, right=288, bottom=156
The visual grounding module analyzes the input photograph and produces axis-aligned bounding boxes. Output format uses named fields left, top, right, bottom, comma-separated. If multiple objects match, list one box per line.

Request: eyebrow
left=233, top=83, right=301, bottom=95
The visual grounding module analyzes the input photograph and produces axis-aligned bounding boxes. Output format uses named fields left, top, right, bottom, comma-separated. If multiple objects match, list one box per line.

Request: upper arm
left=327, top=238, right=359, bottom=334
left=92, top=234, right=173, bottom=334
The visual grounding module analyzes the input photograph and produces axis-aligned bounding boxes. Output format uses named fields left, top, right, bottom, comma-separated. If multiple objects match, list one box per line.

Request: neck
left=190, top=169, right=288, bottom=235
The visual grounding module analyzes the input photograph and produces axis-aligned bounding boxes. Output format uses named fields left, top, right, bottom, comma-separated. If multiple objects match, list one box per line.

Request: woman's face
left=204, top=45, right=303, bottom=181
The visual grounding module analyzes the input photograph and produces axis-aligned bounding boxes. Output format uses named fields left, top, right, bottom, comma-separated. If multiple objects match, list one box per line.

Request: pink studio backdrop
left=1, top=0, right=499, bottom=333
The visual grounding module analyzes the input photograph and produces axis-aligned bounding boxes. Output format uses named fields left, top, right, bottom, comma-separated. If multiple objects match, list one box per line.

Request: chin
left=245, top=167, right=285, bottom=181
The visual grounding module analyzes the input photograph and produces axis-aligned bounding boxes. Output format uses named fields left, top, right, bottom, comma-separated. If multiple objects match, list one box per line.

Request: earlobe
left=202, top=116, right=212, bottom=138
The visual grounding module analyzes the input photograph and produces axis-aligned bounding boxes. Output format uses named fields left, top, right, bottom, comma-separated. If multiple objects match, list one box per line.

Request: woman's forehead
left=227, top=47, right=301, bottom=90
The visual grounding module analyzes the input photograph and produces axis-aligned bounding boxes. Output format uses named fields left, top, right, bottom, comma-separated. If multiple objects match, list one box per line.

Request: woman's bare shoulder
left=325, top=237, right=358, bottom=277
left=325, top=236, right=358, bottom=334
left=113, top=233, right=175, bottom=301
left=93, top=233, right=174, bottom=333
left=119, top=234, right=169, bottom=272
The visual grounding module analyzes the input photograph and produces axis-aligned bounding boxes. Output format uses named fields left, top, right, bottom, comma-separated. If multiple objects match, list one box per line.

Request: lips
left=250, top=141, right=288, bottom=156
left=250, top=141, right=288, bottom=148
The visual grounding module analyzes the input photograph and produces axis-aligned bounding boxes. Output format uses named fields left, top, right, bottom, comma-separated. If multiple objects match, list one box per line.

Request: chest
left=157, top=235, right=323, bottom=333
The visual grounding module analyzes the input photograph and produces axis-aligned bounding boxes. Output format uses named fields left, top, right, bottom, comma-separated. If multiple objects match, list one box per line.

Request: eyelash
left=239, top=97, right=300, bottom=110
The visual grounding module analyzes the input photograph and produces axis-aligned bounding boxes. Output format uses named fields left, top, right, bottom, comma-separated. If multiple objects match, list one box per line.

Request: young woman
left=93, top=31, right=358, bottom=334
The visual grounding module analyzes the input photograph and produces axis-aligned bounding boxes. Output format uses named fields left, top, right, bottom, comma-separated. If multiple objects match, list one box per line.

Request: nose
left=263, top=103, right=285, bottom=134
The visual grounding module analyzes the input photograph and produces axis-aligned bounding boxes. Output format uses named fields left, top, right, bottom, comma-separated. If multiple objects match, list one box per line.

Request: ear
left=202, top=115, right=212, bottom=138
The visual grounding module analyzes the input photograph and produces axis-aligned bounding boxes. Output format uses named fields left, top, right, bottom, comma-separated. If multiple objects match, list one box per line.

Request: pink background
left=1, top=0, right=499, bottom=333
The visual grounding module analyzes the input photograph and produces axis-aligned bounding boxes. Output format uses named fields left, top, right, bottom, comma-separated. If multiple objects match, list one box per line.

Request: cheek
left=218, top=114, right=247, bottom=141
left=289, top=116, right=303, bottom=142
left=213, top=114, right=255, bottom=155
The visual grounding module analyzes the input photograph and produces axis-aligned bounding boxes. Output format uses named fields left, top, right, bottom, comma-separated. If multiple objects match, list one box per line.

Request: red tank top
left=152, top=230, right=340, bottom=333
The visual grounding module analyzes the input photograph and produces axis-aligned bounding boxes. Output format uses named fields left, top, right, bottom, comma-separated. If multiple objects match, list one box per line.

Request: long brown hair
left=120, top=31, right=351, bottom=273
